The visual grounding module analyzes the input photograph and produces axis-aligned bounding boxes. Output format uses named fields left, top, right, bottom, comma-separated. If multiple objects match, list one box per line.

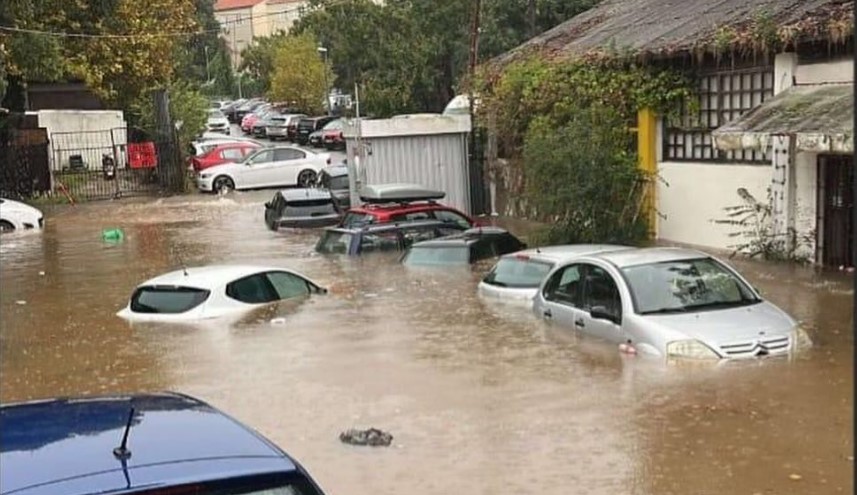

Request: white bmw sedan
left=117, top=265, right=327, bottom=323
left=0, top=198, right=44, bottom=233
left=197, top=146, right=331, bottom=193
left=532, top=247, right=811, bottom=360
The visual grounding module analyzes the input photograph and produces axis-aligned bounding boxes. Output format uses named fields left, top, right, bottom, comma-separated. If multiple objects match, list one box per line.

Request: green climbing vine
left=476, top=57, right=696, bottom=244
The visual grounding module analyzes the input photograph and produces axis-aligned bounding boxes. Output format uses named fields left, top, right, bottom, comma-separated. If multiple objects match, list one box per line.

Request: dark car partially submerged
left=401, top=227, right=527, bottom=267
left=265, top=188, right=342, bottom=230
left=315, top=219, right=466, bottom=256
left=0, top=392, right=326, bottom=495
left=317, top=163, right=350, bottom=209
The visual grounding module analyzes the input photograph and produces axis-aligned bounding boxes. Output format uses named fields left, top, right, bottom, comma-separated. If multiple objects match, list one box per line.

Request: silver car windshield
left=622, top=257, right=760, bottom=315
left=482, top=256, right=553, bottom=288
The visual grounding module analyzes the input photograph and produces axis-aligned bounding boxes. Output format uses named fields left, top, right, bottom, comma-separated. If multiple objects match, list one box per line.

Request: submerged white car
left=0, top=198, right=44, bottom=233
left=196, top=146, right=331, bottom=193
left=117, top=265, right=327, bottom=322
left=478, top=245, right=631, bottom=305
left=532, top=247, right=811, bottom=360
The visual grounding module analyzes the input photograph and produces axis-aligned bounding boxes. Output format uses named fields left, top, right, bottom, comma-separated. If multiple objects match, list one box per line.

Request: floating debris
left=339, top=428, right=393, bottom=447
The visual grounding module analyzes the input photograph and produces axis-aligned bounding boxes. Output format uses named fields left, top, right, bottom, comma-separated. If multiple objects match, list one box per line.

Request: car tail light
left=191, top=159, right=201, bottom=172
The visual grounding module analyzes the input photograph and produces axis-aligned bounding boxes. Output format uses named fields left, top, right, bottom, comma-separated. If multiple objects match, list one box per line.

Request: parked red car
left=339, top=184, right=479, bottom=229
left=190, top=142, right=261, bottom=172
left=322, top=120, right=345, bottom=150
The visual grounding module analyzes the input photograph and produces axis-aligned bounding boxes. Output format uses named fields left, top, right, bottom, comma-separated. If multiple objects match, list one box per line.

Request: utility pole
left=467, top=0, right=484, bottom=215
left=348, top=82, right=362, bottom=209
left=318, top=46, right=331, bottom=115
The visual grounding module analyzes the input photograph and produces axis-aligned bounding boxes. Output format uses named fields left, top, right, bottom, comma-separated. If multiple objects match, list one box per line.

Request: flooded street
left=0, top=193, right=852, bottom=495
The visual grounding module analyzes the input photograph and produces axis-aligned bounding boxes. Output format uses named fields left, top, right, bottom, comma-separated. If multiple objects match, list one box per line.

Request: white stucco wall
left=657, top=161, right=772, bottom=250
left=795, top=58, right=853, bottom=84
left=793, top=152, right=819, bottom=258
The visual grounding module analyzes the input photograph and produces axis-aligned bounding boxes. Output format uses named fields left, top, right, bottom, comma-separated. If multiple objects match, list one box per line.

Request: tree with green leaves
left=268, top=33, right=332, bottom=114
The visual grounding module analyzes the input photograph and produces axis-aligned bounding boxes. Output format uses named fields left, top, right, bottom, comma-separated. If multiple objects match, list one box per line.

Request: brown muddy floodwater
left=0, top=192, right=853, bottom=495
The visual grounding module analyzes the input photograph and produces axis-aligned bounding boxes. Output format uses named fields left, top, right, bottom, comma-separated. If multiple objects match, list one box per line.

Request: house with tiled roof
left=490, top=0, right=853, bottom=266
left=214, top=0, right=309, bottom=67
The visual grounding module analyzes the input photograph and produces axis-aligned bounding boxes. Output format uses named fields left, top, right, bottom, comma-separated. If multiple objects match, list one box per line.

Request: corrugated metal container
left=344, top=115, right=472, bottom=214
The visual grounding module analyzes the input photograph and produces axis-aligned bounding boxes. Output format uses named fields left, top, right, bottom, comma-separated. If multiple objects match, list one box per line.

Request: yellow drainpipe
left=637, top=108, right=658, bottom=239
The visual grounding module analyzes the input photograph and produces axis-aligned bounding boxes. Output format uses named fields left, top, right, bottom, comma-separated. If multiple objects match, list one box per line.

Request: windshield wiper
left=640, top=307, right=689, bottom=315
left=684, top=299, right=761, bottom=311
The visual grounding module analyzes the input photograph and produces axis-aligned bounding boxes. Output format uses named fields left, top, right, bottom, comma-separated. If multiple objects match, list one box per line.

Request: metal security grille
left=665, top=66, right=774, bottom=163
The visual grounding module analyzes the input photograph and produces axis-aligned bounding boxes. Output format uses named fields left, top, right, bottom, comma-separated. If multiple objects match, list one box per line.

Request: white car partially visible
left=0, top=198, right=44, bottom=233
left=206, top=109, right=231, bottom=135
left=478, top=244, right=632, bottom=306
left=117, top=264, right=327, bottom=323
left=197, top=146, right=331, bottom=194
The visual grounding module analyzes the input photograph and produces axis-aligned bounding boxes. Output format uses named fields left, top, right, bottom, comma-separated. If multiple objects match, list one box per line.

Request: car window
left=316, top=231, right=352, bottom=254
left=391, top=212, right=432, bottom=222
left=496, top=234, right=525, bottom=255
left=471, top=240, right=498, bottom=262
left=340, top=212, right=375, bottom=228
left=241, top=146, right=258, bottom=156
left=130, top=287, right=210, bottom=314
left=401, top=226, right=460, bottom=249
left=221, top=148, right=243, bottom=161
left=483, top=256, right=553, bottom=288
left=621, top=257, right=759, bottom=314
left=403, top=246, right=470, bottom=266
left=582, top=265, right=622, bottom=321
left=359, top=231, right=401, bottom=253
left=134, top=475, right=322, bottom=495
left=433, top=209, right=472, bottom=228
left=284, top=200, right=337, bottom=217
left=247, top=150, right=274, bottom=165
left=275, top=148, right=306, bottom=161
left=543, top=264, right=582, bottom=307
left=266, top=271, right=311, bottom=299
left=226, top=274, right=278, bottom=304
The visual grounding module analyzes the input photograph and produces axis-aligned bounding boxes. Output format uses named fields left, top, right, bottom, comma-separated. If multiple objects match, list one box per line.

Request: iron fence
left=48, top=127, right=185, bottom=201
left=0, top=128, right=52, bottom=199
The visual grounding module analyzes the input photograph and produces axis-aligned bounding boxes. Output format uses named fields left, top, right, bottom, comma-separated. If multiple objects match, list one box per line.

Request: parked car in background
left=315, top=219, right=466, bottom=256
left=321, top=118, right=346, bottom=150
left=532, top=247, right=812, bottom=360
left=478, top=244, right=632, bottom=305
left=252, top=111, right=281, bottom=138
left=190, top=136, right=264, bottom=157
left=317, top=162, right=351, bottom=209
left=205, top=109, right=230, bottom=135
left=223, top=98, right=247, bottom=123
left=341, top=184, right=475, bottom=229
left=308, top=128, right=325, bottom=148
left=241, top=105, right=272, bottom=134
left=0, top=198, right=44, bottom=233
left=267, top=113, right=307, bottom=141
left=234, top=98, right=265, bottom=123
left=190, top=142, right=262, bottom=173
left=196, top=146, right=331, bottom=193
left=296, top=116, right=337, bottom=145
left=264, top=189, right=343, bottom=231
left=117, top=264, right=326, bottom=322
left=0, top=392, right=328, bottom=495
left=402, top=227, right=526, bottom=268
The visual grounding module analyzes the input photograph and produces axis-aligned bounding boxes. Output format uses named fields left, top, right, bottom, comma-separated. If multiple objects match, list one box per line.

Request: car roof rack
left=359, top=184, right=446, bottom=204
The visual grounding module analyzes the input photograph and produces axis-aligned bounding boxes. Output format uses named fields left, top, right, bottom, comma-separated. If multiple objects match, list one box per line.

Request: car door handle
left=574, top=318, right=585, bottom=328
left=543, top=309, right=552, bottom=319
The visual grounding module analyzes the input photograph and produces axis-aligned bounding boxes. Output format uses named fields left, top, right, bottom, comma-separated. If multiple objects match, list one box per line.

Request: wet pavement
left=0, top=191, right=853, bottom=495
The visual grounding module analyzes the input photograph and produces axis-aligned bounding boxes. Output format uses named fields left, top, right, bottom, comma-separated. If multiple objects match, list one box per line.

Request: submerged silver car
left=532, top=247, right=812, bottom=360
left=478, top=244, right=631, bottom=305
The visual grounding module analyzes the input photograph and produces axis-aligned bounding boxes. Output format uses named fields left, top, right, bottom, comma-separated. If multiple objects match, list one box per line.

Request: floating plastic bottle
left=102, top=228, right=125, bottom=242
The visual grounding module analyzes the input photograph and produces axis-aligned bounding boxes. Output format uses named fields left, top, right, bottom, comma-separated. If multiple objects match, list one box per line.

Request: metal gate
left=49, top=127, right=184, bottom=201
left=0, top=128, right=52, bottom=199
left=818, top=154, right=854, bottom=267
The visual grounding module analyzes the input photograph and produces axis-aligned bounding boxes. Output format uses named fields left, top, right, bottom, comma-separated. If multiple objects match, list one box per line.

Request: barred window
left=665, top=66, right=774, bottom=163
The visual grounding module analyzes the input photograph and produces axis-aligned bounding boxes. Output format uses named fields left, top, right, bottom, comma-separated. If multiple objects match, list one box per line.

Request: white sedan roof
left=594, top=247, right=711, bottom=268
left=137, top=265, right=309, bottom=290
left=505, top=244, right=634, bottom=264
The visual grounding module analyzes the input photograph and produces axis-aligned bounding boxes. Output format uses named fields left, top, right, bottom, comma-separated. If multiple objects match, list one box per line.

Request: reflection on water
left=0, top=191, right=852, bottom=495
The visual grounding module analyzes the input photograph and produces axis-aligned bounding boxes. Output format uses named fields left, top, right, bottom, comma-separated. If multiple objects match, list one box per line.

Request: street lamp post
left=317, top=46, right=330, bottom=115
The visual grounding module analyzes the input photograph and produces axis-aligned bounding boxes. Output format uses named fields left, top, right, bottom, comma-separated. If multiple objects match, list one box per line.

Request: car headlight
left=199, top=174, right=211, bottom=179
left=666, top=339, right=720, bottom=359
left=790, top=326, right=813, bottom=350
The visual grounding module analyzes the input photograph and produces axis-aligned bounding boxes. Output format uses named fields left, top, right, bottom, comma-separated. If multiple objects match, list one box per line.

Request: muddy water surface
left=0, top=192, right=852, bottom=495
